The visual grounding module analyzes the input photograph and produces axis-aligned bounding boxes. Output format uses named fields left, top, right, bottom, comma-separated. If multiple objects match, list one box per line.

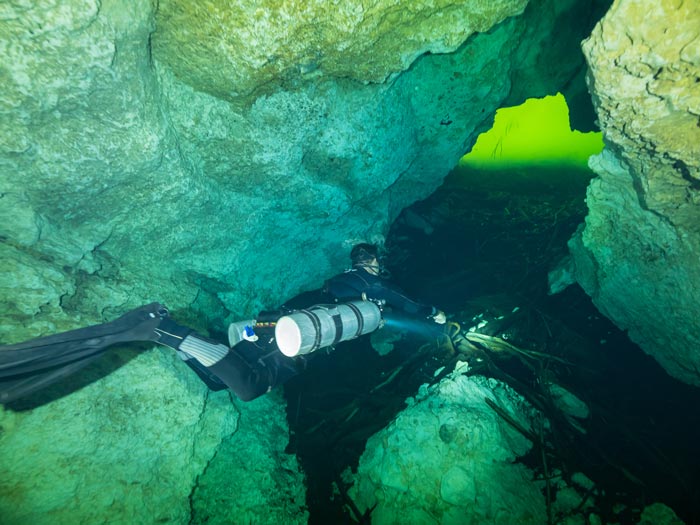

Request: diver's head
left=351, top=243, right=382, bottom=276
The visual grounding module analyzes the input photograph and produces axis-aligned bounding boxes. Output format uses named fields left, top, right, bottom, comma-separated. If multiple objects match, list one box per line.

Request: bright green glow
left=460, top=93, right=604, bottom=169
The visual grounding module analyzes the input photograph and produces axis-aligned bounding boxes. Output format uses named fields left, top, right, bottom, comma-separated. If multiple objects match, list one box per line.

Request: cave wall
left=1, top=0, right=533, bottom=340
left=152, top=0, right=523, bottom=104
left=0, top=347, right=309, bottom=524
left=569, top=0, right=700, bottom=385
left=0, top=0, right=603, bottom=522
left=0, top=0, right=604, bottom=340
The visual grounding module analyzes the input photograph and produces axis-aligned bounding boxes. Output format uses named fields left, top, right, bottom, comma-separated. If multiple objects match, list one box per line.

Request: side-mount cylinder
left=275, top=301, right=382, bottom=357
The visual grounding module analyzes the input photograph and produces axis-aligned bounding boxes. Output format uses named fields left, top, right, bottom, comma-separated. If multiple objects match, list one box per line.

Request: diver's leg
left=154, top=318, right=276, bottom=401
left=182, top=358, right=228, bottom=391
left=207, top=344, right=277, bottom=401
left=154, top=318, right=229, bottom=365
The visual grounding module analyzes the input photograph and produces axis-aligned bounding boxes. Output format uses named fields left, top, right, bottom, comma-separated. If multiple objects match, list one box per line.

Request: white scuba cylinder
left=275, top=301, right=382, bottom=357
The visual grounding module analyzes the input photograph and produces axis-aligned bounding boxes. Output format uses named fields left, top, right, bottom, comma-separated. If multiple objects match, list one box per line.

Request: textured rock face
left=153, top=0, right=527, bottom=103
left=190, top=391, right=308, bottom=524
left=348, top=369, right=613, bottom=524
left=349, top=371, right=546, bottom=524
left=349, top=366, right=686, bottom=525
left=0, top=0, right=538, bottom=339
left=0, top=349, right=307, bottom=524
left=0, top=0, right=178, bottom=337
left=569, top=0, right=700, bottom=385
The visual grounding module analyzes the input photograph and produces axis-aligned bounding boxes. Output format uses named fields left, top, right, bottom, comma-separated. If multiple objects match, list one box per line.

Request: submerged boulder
left=347, top=365, right=686, bottom=525
left=347, top=368, right=567, bottom=524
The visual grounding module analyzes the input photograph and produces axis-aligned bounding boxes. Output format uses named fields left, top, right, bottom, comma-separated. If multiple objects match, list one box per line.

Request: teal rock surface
left=0, top=0, right=596, bottom=335
left=0, top=348, right=307, bottom=524
left=348, top=369, right=547, bottom=524
left=190, top=391, right=309, bottom=524
left=568, top=0, right=700, bottom=385
left=0, top=348, right=237, bottom=523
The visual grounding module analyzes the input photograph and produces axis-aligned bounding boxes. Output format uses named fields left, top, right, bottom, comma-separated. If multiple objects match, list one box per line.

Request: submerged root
left=460, top=331, right=576, bottom=367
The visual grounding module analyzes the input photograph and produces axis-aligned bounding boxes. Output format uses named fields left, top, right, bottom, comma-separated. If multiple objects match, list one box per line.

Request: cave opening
left=284, top=94, right=700, bottom=524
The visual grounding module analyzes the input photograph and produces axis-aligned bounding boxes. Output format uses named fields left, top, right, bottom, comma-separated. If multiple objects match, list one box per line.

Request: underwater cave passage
left=284, top=94, right=700, bottom=524
left=389, top=92, right=605, bottom=308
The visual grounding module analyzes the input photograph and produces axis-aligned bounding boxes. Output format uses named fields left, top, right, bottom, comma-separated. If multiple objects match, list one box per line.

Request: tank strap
left=345, top=302, right=364, bottom=338
left=331, top=311, right=343, bottom=345
left=296, top=309, right=323, bottom=352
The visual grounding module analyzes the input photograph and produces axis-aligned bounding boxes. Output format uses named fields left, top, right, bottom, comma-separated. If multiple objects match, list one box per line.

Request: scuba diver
left=0, top=244, right=445, bottom=405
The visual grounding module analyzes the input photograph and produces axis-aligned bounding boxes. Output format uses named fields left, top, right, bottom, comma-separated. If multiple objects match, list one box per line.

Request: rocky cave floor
left=283, top=166, right=700, bottom=524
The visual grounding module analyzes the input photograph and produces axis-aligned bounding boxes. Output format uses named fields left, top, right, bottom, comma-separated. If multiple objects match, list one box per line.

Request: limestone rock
left=152, top=0, right=528, bottom=103
left=584, top=0, right=700, bottom=229
left=190, top=392, right=308, bottom=524
left=347, top=368, right=615, bottom=524
left=0, top=349, right=237, bottom=524
left=348, top=371, right=547, bottom=524
left=0, top=349, right=307, bottom=524
left=569, top=0, right=700, bottom=385
left=638, top=502, right=685, bottom=525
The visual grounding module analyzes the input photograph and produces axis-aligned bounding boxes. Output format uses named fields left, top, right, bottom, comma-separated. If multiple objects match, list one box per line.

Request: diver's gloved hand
left=431, top=309, right=447, bottom=324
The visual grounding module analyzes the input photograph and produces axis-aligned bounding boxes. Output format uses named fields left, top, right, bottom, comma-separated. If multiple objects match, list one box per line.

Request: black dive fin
left=0, top=303, right=167, bottom=404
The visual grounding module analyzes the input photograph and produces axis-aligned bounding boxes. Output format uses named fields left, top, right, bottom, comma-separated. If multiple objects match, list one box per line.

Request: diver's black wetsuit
left=212, top=271, right=439, bottom=400
left=324, top=269, right=438, bottom=318
left=193, top=323, right=302, bottom=401
left=140, top=310, right=303, bottom=402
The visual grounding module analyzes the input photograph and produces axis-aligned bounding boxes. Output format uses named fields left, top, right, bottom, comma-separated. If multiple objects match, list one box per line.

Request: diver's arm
left=367, top=277, right=446, bottom=323
left=369, top=280, right=435, bottom=318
